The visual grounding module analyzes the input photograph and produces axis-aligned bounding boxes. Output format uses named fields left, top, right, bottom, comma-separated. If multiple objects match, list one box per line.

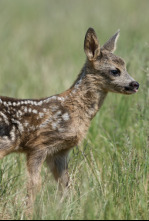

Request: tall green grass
left=0, top=0, right=148, bottom=219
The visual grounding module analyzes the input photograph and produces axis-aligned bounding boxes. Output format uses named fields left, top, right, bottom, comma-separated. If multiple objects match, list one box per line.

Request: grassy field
left=0, top=0, right=148, bottom=220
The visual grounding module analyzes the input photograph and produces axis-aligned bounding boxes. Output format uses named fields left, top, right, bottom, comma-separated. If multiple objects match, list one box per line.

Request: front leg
left=46, top=150, right=70, bottom=190
left=26, top=149, right=47, bottom=213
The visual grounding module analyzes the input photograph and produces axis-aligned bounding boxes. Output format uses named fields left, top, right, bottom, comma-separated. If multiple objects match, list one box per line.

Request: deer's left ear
left=84, top=28, right=100, bottom=61
left=102, top=30, right=120, bottom=53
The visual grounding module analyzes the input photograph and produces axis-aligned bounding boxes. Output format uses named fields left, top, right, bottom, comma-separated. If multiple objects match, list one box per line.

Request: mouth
left=124, top=87, right=139, bottom=94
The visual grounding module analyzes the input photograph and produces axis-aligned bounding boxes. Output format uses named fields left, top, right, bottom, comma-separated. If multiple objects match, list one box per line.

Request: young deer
left=0, top=28, right=139, bottom=207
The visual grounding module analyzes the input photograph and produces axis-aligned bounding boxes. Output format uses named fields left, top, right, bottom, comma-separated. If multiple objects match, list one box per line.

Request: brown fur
left=0, top=28, right=139, bottom=210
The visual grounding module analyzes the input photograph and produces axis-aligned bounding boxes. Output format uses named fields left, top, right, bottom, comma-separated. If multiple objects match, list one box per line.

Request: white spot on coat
left=38, top=101, right=43, bottom=106
left=28, top=108, right=32, bottom=113
left=33, top=109, right=38, bottom=114
left=24, top=121, right=29, bottom=127
left=52, top=122, right=58, bottom=130
left=3, top=102, right=6, bottom=106
left=57, top=97, right=65, bottom=102
left=39, top=112, right=44, bottom=118
left=34, top=101, right=38, bottom=106
left=10, top=126, right=16, bottom=142
left=16, top=110, right=23, bottom=118
left=62, top=113, right=70, bottom=121
left=0, top=112, right=9, bottom=124
left=12, top=119, right=24, bottom=133
left=24, top=107, right=28, bottom=113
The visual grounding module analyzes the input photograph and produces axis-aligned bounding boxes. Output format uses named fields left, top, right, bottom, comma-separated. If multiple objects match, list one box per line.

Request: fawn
left=0, top=28, right=139, bottom=207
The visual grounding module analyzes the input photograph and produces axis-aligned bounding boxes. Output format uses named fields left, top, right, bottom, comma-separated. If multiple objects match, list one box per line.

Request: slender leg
left=46, top=150, right=70, bottom=190
left=26, top=149, right=47, bottom=213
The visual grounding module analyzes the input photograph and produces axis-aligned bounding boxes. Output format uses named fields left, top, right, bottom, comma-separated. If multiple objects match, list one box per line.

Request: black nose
left=130, top=81, right=140, bottom=90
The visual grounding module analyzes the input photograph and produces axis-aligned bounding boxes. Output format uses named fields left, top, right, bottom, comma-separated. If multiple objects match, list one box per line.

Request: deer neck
left=68, top=65, right=108, bottom=121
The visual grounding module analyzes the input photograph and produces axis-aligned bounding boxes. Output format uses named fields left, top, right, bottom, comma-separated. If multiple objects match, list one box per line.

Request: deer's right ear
left=84, top=28, right=100, bottom=61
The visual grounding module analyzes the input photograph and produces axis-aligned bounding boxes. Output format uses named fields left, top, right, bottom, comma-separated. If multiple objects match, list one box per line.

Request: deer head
left=84, top=28, right=139, bottom=95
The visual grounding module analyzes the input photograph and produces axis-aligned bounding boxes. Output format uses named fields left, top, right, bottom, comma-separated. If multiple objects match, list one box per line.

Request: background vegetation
left=0, top=0, right=148, bottom=220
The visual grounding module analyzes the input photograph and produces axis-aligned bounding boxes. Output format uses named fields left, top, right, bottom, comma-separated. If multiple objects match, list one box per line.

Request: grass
left=0, top=0, right=149, bottom=220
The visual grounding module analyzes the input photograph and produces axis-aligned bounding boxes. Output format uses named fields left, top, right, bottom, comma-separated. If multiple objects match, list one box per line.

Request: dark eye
left=110, top=69, right=120, bottom=76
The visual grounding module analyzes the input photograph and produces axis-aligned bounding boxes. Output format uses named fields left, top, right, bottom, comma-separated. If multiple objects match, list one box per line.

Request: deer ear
left=102, top=30, right=120, bottom=53
left=84, top=28, right=100, bottom=61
